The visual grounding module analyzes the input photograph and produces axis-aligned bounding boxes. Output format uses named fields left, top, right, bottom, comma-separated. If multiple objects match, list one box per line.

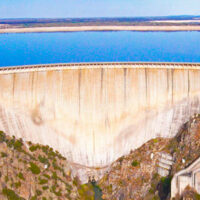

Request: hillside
left=98, top=114, right=200, bottom=200
left=0, top=131, right=94, bottom=200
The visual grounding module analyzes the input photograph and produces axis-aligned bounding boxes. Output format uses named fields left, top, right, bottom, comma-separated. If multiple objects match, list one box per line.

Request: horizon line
left=1, top=15, right=200, bottom=20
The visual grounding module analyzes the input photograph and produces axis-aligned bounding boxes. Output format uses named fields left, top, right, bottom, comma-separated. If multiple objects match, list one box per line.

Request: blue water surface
left=0, top=31, right=200, bottom=66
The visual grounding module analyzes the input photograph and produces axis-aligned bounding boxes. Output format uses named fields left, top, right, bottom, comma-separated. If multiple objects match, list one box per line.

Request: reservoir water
left=0, top=31, right=200, bottom=67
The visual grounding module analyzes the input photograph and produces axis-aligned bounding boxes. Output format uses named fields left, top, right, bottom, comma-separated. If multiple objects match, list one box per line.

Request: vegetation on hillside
left=0, top=131, right=95, bottom=200
left=98, top=114, right=200, bottom=200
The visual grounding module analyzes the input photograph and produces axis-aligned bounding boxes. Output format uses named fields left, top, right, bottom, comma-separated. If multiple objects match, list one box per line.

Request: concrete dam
left=0, top=62, right=200, bottom=169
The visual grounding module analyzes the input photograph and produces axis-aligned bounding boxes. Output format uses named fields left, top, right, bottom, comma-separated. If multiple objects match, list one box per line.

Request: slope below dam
left=0, top=62, right=200, bottom=171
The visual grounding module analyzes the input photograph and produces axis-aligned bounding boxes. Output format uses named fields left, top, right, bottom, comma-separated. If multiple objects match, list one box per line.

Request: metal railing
left=0, top=62, right=200, bottom=74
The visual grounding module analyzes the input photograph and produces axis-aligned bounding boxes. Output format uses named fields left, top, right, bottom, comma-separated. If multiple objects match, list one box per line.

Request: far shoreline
left=1, top=25, right=200, bottom=33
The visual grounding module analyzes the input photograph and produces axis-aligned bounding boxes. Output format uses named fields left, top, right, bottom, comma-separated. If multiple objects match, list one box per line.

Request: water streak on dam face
left=0, top=63, right=200, bottom=167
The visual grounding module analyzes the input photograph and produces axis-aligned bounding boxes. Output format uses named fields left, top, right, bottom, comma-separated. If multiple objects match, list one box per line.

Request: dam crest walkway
left=0, top=62, right=200, bottom=74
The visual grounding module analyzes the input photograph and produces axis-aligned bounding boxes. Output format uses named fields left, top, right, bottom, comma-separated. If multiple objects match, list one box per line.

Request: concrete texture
left=171, top=157, right=200, bottom=198
left=0, top=62, right=200, bottom=169
left=157, top=152, right=173, bottom=177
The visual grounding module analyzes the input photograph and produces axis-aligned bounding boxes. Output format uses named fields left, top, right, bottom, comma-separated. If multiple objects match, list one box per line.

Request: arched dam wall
left=0, top=62, right=200, bottom=167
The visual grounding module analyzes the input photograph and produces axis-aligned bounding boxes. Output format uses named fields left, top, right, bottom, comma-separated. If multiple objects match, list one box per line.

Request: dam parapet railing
left=1, top=62, right=200, bottom=74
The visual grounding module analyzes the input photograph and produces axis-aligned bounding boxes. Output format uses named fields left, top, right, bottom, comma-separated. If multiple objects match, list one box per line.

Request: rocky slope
left=98, top=114, right=200, bottom=200
left=98, top=137, right=169, bottom=200
left=0, top=131, right=94, bottom=200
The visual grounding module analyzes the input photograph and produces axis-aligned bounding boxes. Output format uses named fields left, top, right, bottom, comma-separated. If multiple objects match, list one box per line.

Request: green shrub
left=23, top=160, right=27, bottom=164
left=42, top=186, right=49, bottom=190
left=13, top=139, right=23, bottom=151
left=18, top=172, right=25, bottom=180
left=5, top=137, right=23, bottom=151
left=153, top=138, right=158, bottom=143
left=161, top=176, right=172, bottom=188
left=29, top=145, right=38, bottom=152
left=107, top=184, right=112, bottom=193
left=52, top=160, right=62, bottom=171
left=42, top=145, right=49, bottom=154
left=39, top=178, right=48, bottom=185
left=194, top=193, right=200, bottom=200
left=2, top=187, right=24, bottom=200
left=149, top=187, right=154, bottom=194
left=131, top=160, right=140, bottom=167
left=160, top=176, right=172, bottom=198
left=52, top=171, right=58, bottom=180
left=152, top=195, right=160, bottom=200
left=166, top=139, right=178, bottom=153
left=6, top=138, right=15, bottom=148
left=30, top=196, right=37, bottom=200
left=65, top=182, right=72, bottom=191
left=51, top=185, right=62, bottom=196
left=152, top=173, right=159, bottom=180
left=43, top=174, right=50, bottom=179
left=78, top=183, right=95, bottom=199
left=0, top=131, right=6, bottom=142
left=1, top=152, right=8, bottom=157
left=29, top=162, right=41, bottom=174
left=118, top=156, right=124, bottom=164
left=36, top=189, right=42, bottom=196
left=38, top=155, right=49, bottom=165
left=14, top=181, right=21, bottom=188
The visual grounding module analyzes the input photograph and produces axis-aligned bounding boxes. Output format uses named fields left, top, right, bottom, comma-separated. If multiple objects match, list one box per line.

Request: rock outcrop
left=99, top=114, right=200, bottom=200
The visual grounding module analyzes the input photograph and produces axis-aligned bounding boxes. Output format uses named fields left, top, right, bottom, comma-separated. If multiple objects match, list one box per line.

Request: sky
left=0, top=0, right=200, bottom=19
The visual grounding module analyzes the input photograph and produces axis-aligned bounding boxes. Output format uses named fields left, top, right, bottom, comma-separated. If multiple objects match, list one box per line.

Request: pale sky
left=0, top=0, right=200, bottom=18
